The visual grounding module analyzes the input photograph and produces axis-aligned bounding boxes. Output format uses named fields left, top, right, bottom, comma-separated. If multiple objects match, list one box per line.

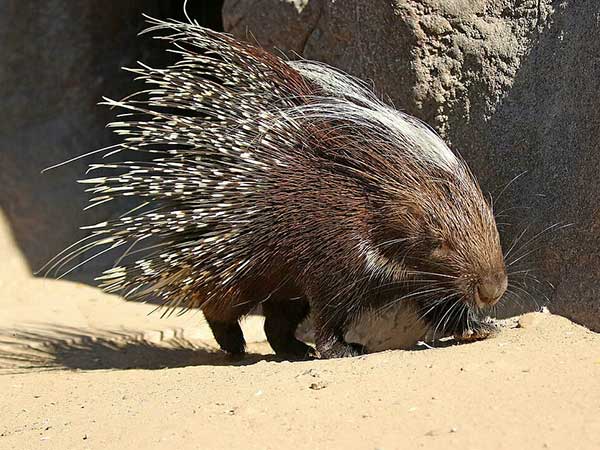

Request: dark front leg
left=311, top=304, right=365, bottom=359
left=262, top=297, right=314, bottom=359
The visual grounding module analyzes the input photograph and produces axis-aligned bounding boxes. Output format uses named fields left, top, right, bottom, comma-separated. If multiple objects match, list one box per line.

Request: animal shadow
left=0, top=325, right=277, bottom=373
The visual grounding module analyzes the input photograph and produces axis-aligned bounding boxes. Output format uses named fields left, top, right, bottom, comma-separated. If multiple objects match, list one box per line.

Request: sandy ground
left=1, top=213, right=599, bottom=450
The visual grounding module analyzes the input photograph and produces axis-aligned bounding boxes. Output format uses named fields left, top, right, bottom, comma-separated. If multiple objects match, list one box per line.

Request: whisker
left=375, top=287, right=450, bottom=316
left=507, top=222, right=574, bottom=265
left=441, top=298, right=464, bottom=336
left=504, top=225, right=530, bottom=260
left=414, top=293, right=458, bottom=324
left=432, top=297, right=462, bottom=341
left=492, top=170, right=528, bottom=208
left=508, top=283, right=541, bottom=310
left=404, top=270, right=458, bottom=280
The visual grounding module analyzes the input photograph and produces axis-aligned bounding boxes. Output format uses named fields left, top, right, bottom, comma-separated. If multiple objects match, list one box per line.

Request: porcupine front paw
left=316, top=341, right=366, bottom=359
left=274, top=340, right=316, bottom=360
left=310, top=295, right=366, bottom=358
left=455, top=318, right=499, bottom=342
left=264, top=315, right=316, bottom=359
left=262, top=297, right=314, bottom=359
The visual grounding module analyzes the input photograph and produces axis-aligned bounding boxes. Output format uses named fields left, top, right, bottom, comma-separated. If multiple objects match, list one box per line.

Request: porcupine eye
left=431, top=240, right=451, bottom=260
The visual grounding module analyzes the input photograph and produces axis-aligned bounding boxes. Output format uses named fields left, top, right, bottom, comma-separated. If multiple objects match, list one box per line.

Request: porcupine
left=57, top=17, right=508, bottom=359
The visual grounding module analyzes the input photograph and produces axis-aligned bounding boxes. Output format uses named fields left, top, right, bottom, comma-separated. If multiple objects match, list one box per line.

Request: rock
left=308, top=380, right=327, bottom=390
left=518, top=313, right=543, bottom=329
left=223, top=0, right=321, bottom=57
left=0, top=2, right=165, bottom=283
left=0, top=1, right=224, bottom=284
left=223, top=0, right=600, bottom=332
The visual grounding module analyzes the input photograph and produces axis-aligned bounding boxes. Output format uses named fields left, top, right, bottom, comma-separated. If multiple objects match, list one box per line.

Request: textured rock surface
left=223, top=0, right=600, bottom=330
left=0, top=0, right=223, bottom=283
left=224, top=0, right=321, bottom=56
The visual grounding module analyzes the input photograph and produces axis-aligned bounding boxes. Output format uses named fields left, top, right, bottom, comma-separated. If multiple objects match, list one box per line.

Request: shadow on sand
left=0, top=321, right=478, bottom=374
left=0, top=325, right=279, bottom=373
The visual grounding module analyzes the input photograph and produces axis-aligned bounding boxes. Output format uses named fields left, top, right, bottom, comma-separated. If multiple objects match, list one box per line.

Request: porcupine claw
left=455, top=318, right=499, bottom=342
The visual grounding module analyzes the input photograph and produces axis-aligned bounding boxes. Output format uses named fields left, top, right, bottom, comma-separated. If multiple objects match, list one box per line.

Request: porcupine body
left=67, top=18, right=508, bottom=359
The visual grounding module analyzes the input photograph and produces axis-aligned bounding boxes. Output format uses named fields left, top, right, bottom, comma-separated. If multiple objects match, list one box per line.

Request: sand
left=1, top=213, right=599, bottom=450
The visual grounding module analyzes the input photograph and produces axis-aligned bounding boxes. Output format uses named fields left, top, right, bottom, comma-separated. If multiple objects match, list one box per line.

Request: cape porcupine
left=53, top=17, right=508, bottom=359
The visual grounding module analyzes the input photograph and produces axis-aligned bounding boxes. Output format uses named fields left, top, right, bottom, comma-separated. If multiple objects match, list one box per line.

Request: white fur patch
left=289, top=60, right=458, bottom=172
left=358, top=239, right=406, bottom=280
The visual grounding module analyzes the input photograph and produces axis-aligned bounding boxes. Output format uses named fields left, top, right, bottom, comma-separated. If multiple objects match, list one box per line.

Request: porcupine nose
left=476, top=272, right=508, bottom=306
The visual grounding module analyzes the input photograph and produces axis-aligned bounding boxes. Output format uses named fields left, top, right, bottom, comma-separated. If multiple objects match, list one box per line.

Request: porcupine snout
left=475, top=271, right=508, bottom=307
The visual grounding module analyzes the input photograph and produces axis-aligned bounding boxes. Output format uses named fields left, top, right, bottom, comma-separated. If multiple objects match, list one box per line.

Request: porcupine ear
left=367, top=187, right=426, bottom=232
left=357, top=182, right=441, bottom=261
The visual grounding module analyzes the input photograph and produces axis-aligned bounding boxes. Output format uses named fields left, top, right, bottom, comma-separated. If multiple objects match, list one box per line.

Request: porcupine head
left=49, top=17, right=508, bottom=358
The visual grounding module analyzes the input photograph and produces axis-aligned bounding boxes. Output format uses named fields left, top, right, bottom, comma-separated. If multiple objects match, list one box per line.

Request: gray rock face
left=223, top=0, right=600, bottom=331
left=0, top=1, right=223, bottom=283
left=0, top=2, right=159, bottom=282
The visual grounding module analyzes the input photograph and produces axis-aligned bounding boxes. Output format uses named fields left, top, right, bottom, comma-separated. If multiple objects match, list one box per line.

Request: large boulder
left=223, top=0, right=600, bottom=331
left=0, top=1, right=223, bottom=283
